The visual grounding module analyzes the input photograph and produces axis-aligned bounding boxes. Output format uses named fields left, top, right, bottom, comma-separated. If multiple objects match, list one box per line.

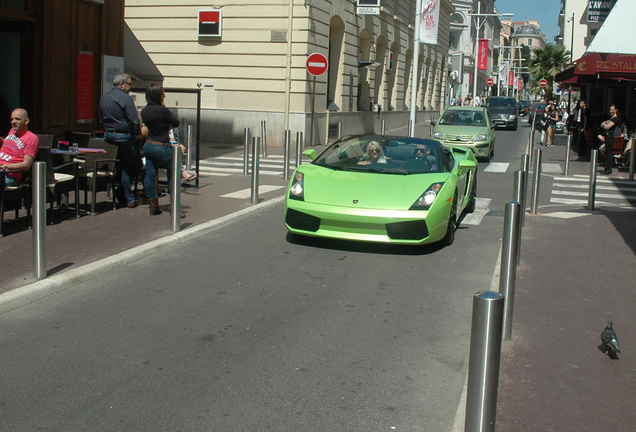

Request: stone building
left=125, top=0, right=454, bottom=145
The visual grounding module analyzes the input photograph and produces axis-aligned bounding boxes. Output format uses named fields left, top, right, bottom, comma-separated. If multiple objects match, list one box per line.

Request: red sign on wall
left=198, top=10, right=222, bottom=37
left=76, top=52, right=94, bottom=123
left=508, top=70, right=514, bottom=87
left=478, top=39, right=489, bottom=70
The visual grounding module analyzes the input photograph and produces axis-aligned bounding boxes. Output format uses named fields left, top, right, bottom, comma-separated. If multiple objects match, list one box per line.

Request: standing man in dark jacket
left=98, top=73, right=142, bottom=208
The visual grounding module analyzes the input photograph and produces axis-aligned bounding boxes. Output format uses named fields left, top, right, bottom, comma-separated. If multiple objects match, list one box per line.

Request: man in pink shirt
left=0, top=108, right=40, bottom=186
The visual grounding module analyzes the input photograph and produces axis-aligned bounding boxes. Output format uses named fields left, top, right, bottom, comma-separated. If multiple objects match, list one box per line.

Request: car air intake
left=286, top=208, right=320, bottom=232
left=386, top=220, right=429, bottom=240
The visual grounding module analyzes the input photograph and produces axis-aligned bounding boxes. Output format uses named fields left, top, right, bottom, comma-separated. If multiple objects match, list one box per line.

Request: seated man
left=404, top=143, right=437, bottom=172
left=0, top=108, right=40, bottom=186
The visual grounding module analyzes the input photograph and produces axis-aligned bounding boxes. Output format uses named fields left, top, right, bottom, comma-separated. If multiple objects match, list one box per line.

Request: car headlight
left=410, top=183, right=443, bottom=210
left=508, top=114, right=517, bottom=120
left=474, top=134, right=488, bottom=141
left=289, top=171, right=304, bottom=201
left=433, top=132, right=445, bottom=140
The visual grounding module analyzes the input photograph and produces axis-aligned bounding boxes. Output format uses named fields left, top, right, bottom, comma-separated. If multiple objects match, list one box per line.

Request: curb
left=0, top=196, right=285, bottom=316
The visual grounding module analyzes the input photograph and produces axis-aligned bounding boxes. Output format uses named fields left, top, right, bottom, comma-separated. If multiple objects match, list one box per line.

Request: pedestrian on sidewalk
left=99, top=73, right=143, bottom=208
left=546, top=104, right=559, bottom=148
left=141, top=83, right=195, bottom=216
left=599, top=104, right=622, bottom=175
left=573, top=99, right=590, bottom=157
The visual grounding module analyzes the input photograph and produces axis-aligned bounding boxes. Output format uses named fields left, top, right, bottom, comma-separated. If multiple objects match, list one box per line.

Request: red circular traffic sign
left=486, top=78, right=494, bottom=86
left=306, top=53, right=328, bottom=76
left=539, top=78, right=548, bottom=87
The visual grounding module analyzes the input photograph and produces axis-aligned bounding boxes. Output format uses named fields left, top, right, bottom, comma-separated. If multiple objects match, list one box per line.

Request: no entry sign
left=306, top=53, right=328, bottom=76
left=486, top=78, right=494, bottom=86
left=539, top=78, right=548, bottom=87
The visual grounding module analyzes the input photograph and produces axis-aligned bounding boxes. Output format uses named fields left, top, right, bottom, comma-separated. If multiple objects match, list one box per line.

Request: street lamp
left=566, top=12, right=575, bottom=112
left=468, top=3, right=513, bottom=105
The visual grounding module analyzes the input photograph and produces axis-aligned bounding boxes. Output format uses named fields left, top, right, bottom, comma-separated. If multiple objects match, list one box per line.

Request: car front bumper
left=285, top=199, right=450, bottom=245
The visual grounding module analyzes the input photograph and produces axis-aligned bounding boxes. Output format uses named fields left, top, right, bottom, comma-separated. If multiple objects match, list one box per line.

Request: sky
left=495, top=0, right=562, bottom=44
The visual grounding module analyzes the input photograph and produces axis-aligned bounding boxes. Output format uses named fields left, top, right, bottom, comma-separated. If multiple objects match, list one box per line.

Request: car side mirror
left=302, top=149, right=317, bottom=161
left=459, top=159, right=477, bottom=169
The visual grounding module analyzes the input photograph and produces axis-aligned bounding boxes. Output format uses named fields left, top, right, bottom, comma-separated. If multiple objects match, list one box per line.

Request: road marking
left=541, top=163, right=562, bottom=174
left=543, top=211, right=590, bottom=219
left=483, top=162, right=509, bottom=173
left=462, top=198, right=491, bottom=225
left=220, top=185, right=286, bottom=199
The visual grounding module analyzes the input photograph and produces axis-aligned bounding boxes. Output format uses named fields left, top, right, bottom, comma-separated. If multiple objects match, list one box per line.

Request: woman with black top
left=546, top=104, right=559, bottom=148
left=600, top=105, right=622, bottom=175
left=141, top=83, right=195, bottom=216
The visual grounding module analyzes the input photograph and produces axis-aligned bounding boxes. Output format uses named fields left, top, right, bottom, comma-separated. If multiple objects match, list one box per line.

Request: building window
left=450, top=30, right=461, bottom=50
left=528, top=39, right=532, bottom=46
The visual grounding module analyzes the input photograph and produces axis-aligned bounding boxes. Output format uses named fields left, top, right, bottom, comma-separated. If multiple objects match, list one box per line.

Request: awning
left=555, top=53, right=636, bottom=85
left=124, top=23, right=163, bottom=84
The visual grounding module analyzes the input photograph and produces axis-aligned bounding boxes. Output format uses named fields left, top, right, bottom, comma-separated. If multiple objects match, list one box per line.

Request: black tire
left=466, top=175, right=477, bottom=213
left=442, top=192, right=458, bottom=246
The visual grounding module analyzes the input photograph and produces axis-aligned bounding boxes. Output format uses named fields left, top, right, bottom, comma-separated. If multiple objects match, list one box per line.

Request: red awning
left=555, top=52, right=636, bottom=85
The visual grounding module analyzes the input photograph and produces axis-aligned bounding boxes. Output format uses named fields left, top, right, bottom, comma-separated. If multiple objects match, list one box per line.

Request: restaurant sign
left=575, top=53, right=636, bottom=75
left=587, top=0, right=617, bottom=23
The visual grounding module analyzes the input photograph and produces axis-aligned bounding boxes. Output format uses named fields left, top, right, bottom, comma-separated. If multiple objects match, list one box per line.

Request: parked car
left=486, top=96, right=518, bottom=130
left=285, top=135, right=478, bottom=246
left=432, top=106, right=495, bottom=161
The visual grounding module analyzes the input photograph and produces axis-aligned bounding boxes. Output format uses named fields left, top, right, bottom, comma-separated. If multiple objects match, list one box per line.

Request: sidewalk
left=494, top=135, right=636, bottom=431
left=1, top=125, right=635, bottom=430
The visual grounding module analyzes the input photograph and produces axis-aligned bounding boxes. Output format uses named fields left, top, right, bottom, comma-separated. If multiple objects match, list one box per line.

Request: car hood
left=435, top=125, right=490, bottom=137
left=488, top=108, right=515, bottom=116
left=298, top=165, right=450, bottom=210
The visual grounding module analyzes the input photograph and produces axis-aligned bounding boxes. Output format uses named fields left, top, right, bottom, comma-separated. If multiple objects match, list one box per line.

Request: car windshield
left=439, top=110, right=486, bottom=127
left=313, top=135, right=444, bottom=174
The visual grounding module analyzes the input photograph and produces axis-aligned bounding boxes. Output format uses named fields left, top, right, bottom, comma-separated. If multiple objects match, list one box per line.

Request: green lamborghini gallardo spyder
left=285, top=135, right=477, bottom=246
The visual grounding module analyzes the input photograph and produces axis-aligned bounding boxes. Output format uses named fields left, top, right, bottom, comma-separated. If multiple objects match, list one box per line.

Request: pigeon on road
left=600, top=321, right=621, bottom=360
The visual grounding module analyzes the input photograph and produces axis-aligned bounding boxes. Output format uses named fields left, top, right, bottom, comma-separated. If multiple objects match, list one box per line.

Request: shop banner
left=508, top=70, right=514, bottom=87
left=499, top=61, right=509, bottom=83
left=76, top=52, right=94, bottom=123
left=419, top=0, right=440, bottom=45
left=518, top=79, right=523, bottom=91
left=478, top=39, right=489, bottom=70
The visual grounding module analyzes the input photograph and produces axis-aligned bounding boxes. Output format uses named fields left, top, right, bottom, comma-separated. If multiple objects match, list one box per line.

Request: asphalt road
left=0, top=126, right=530, bottom=431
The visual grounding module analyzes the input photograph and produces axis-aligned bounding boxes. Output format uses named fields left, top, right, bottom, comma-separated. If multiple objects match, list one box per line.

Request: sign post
left=306, top=53, right=329, bottom=147
left=539, top=78, right=547, bottom=88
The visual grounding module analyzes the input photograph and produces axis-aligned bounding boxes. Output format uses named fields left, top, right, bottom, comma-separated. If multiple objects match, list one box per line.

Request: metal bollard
left=381, top=120, right=386, bottom=136
left=429, top=116, right=435, bottom=138
left=465, top=290, right=504, bottom=432
left=530, top=148, right=542, bottom=215
left=588, top=149, right=598, bottom=210
left=564, top=132, right=571, bottom=176
left=170, top=145, right=181, bottom=232
left=409, top=119, right=413, bottom=137
left=243, top=128, right=250, bottom=175
left=251, top=136, right=260, bottom=204
left=32, top=161, right=47, bottom=279
left=513, top=170, right=525, bottom=262
left=283, top=130, right=291, bottom=182
left=629, top=135, right=635, bottom=181
left=500, top=201, right=521, bottom=341
left=295, top=131, right=303, bottom=168
left=186, top=125, right=193, bottom=171
left=520, top=154, right=529, bottom=227
left=261, top=120, right=268, bottom=158
left=337, top=121, right=342, bottom=139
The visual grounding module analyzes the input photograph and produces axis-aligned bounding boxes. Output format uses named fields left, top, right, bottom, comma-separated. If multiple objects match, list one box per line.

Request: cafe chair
left=69, top=131, right=91, bottom=148
left=611, top=136, right=625, bottom=168
left=78, top=140, right=119, bottom=215
left=0, top=169, right=30, bottom=237
left=37, top=147, right=80, bottom=221
left=37, top=134, right=54, bottom=149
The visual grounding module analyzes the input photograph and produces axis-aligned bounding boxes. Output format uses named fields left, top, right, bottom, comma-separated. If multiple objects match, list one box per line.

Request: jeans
left=2, top=174, right=18, bottom=187
left=104, top=132, right=141, bottom=204
left=143, top=142, right=173, bottom=199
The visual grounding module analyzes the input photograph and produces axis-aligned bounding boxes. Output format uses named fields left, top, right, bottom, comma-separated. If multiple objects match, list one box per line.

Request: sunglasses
left=370, top=148, right=379, bottom=154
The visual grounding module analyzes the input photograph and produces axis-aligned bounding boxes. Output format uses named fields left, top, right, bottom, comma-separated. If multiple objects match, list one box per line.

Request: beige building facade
left=125, top=0, right=454, bottom=145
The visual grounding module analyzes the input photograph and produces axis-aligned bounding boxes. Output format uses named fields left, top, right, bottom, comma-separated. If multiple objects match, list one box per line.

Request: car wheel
left=466, top=175, right=477, bottom=213
left=442, top=192, right=458, bottom=246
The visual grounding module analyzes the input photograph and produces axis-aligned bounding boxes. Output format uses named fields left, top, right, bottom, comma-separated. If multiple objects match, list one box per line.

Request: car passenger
left=358, top=141, right=386, bottom=165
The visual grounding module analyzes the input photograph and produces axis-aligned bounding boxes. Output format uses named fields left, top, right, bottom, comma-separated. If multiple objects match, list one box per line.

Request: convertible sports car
left=285, top=135, right=477, bottom=246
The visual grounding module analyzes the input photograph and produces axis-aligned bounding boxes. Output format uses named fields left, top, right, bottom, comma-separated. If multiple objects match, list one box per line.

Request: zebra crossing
left=551, top=175, right=636, bottom=208
left=198, top=155, right=295, bottom=177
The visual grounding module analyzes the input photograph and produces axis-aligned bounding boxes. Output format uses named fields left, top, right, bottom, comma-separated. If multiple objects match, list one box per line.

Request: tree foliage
left=528, top=45, right=571, bottom=99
